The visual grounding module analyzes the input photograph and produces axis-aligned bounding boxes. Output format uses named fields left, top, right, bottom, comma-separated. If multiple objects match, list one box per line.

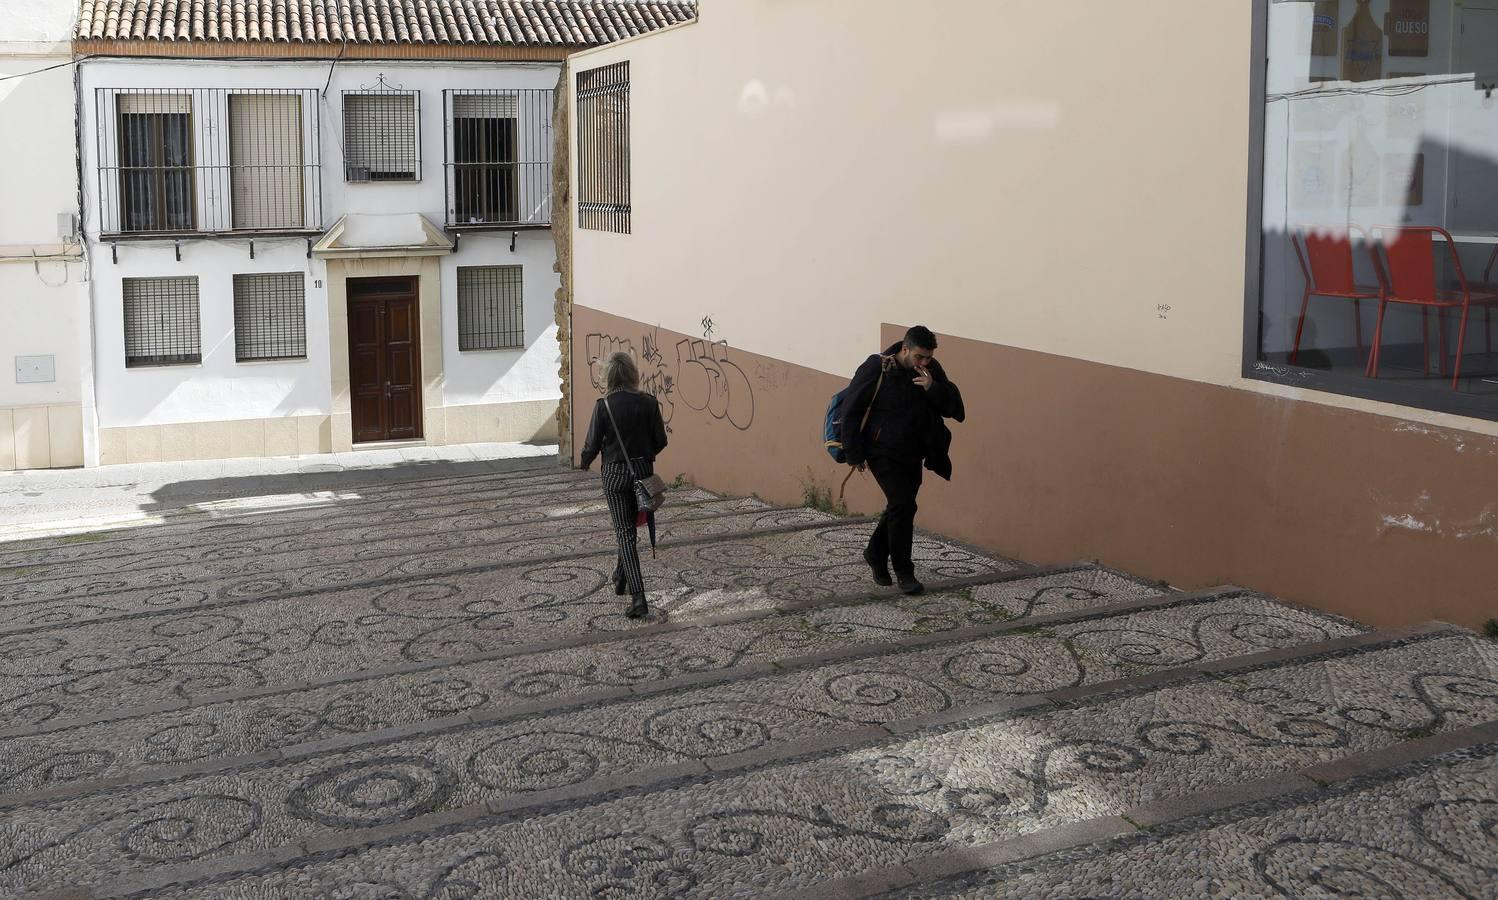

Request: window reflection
left=1260, top=0, right=1498, bottom=403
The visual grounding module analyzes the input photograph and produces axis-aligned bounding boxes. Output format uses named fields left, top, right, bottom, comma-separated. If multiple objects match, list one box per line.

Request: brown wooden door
left=348, top=277, right=422, bottom=443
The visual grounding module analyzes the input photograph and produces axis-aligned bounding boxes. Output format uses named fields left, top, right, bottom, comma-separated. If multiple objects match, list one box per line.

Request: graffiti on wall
left=584, top=328, right=756, bottom=432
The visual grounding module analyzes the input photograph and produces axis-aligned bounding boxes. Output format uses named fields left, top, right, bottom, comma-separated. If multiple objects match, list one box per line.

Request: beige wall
left=0, top=404, right=84, bottom=470
left=569, top=0, right=1498, bottom=440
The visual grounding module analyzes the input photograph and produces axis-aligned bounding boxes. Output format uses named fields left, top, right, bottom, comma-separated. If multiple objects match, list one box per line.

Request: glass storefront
left=1258, top=0, right=1498, bottom=411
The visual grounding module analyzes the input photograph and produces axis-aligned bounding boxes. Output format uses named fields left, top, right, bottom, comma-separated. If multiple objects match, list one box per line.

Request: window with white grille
left=234, top=273, right=307, bottom=362
left=458, top=266, right=524, bottom=351
left=343, top=92, right=420, bottom=182
left=123, top=277, right=201, bottom=367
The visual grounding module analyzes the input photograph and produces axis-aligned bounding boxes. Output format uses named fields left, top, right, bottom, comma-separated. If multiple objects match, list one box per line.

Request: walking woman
left=579, top=351, right=668, bottom=619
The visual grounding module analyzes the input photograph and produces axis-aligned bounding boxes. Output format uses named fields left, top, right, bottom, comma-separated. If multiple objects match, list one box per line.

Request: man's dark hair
left=904, top=326, right=938, bottom=351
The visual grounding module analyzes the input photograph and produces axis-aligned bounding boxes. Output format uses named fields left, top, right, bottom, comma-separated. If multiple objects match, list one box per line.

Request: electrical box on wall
left=15, top=356, right=56, bottom=384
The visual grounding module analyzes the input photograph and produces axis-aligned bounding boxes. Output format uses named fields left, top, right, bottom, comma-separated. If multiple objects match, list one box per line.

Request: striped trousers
left=601, top=461, right=650, bottom=598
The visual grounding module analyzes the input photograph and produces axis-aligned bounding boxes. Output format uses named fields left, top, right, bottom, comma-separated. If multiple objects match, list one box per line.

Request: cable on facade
left=0, top=56, right=96, bottom=84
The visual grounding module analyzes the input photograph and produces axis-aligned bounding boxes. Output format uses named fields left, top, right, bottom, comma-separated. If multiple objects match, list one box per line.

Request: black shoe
left=863, top=549, right=894, bottom=587
left=613, top=571, right=628, bottom=596
left=897, top=575, right=925, bottom=596
left=626, top=594, right=649, bottom=619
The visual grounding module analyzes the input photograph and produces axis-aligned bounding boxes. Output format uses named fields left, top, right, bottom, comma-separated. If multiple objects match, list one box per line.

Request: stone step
left=20, top=623, right=1492, bottom=900
left=0, top=506, right=845, bottom=634
left=0, top=520, right=1016, bottom=728
left=0, top=468, right=606, bottom=570
left=0, top=567, right=1172, bottom=799
left=0, top=598, right=1437, bottom=896
left=0, top=493, right=774, bottom=610
left=0, top=463, right=585, bottom=558
left=862, top=726, right=1498, bottom=899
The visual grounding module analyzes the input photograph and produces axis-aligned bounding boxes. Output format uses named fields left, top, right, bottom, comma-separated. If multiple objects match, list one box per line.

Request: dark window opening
left=118, top=96, right=195, bottom=233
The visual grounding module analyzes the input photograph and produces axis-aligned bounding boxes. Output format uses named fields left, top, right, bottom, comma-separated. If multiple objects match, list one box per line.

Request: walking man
left=840, top=326, right=964, bottom=595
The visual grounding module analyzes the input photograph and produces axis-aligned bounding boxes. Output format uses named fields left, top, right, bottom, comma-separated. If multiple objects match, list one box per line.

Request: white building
left=72, top=0, right=693, bottom=465
left=0, top=0, right=86, bottom=470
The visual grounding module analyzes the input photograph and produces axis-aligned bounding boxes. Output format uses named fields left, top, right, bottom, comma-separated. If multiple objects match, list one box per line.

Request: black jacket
left=579, top=390, right=668, bottom=470
left=839, top=342, right=965, bottom=478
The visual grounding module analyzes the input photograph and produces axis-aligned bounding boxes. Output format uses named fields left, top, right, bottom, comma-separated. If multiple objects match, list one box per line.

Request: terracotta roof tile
left=77, top=0, right=695, bottom=45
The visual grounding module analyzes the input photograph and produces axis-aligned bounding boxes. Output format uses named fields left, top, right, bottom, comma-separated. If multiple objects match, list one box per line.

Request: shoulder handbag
left=602, top=394, right=669, bottom=512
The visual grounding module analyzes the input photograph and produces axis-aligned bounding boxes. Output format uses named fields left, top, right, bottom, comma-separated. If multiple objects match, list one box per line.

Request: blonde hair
left=602, top=351, right=640, bottom=394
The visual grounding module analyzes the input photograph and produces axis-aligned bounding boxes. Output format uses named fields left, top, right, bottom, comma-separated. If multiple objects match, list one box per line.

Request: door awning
left=313, top=214, right=454, bottom=259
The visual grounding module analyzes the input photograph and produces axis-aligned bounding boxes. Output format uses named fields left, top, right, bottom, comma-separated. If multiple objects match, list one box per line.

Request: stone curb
left=42, top=622, right=1473, bottom=900
left=0, top=562, right=1078, bottom=744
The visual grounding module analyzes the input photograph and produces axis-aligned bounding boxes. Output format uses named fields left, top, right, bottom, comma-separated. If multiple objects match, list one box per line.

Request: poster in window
left=1385, top=0, right=1430, bottom=58
left=1386, top=88, right=1426, bottom=139
left=1293, top=94, right=1344, bottom=134
left=1340, top=129, right=1382, bottom=208
left=1382, top=153, right=1426, bottom=207
left=1341, top=0, right=1384, bottom=83
left=1291, top=141, right=1336, bottom=210
left=1312, top=0, right=1340, bottom=57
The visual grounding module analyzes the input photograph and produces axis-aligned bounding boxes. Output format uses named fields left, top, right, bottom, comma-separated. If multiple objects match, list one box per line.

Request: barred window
left=123, top=277, right=201, bottom=367
left=229, top=93, right=306, bottom=230
left=343, top=92, right=420, bottom=182
left=234, top=273, right=307, bottom=362
left=116, top=93, right=195, bottom=233
left=457, top=266, right=524, bottom=351
left=576, top=62, right=630, bottom=234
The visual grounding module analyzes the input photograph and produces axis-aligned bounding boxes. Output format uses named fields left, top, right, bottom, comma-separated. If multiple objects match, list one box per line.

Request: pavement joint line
left=0, top=514, right=886, bottom=638
left=0, top=607, right=1448, bottom=818
left=0, top=562, right=1075, bottom=742
left=0, top=459, right=579, bottom=555
left=767, top=731, right=1498, bottom=899
left=0, top=473, right=622, bottom=567
left=80, top=631, right=1489, bottom=900
left=0, top=563, right=1132, bottom=806
left=0, top=490, right=749, bottom=588
left=0, top=499, right=813, bottom=606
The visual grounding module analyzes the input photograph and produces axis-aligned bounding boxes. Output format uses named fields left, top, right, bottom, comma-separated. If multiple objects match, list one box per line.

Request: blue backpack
left=823, top=358, right=890, bottom=464
left=823, top=390, right=852, bottom=463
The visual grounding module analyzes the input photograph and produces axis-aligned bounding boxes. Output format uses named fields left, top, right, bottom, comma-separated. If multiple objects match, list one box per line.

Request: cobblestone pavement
left=1, top=466, right=1494, bottom=898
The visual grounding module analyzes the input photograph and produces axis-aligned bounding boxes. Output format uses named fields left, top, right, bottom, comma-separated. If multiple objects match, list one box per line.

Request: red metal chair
left=1290, top=227, right=1380, bottom=366
left=1475, top=244, right=1498, bottom=357
left=1367, top=227, right=1498, bottom=389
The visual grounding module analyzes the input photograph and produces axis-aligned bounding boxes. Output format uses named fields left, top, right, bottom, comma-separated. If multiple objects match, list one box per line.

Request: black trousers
left=866, top=456, right=923, bottom=578
left=601, top=461, right=649, bottom=598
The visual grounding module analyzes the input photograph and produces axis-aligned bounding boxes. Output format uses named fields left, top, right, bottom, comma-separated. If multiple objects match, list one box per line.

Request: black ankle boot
left=613, top=571, right=628, bottom=596
left=863, top=549, right=893, bottom=587
left=626, top=594, right=649, bottom=619
left=897, top=575, right=925, bottom=596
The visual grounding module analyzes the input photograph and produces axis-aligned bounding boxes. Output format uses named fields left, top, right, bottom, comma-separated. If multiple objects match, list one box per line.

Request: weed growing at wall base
left=799, top=469, right=849, bottom=518
left=1483, top=618, right=1498, bottom=640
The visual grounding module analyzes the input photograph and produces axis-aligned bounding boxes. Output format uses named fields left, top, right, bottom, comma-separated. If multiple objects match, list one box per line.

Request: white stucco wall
left=79, top=58, right=562, bottom=439
left=1, top=0, right=77, bottom=43
left=1, top=0, right=86, bottom=468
